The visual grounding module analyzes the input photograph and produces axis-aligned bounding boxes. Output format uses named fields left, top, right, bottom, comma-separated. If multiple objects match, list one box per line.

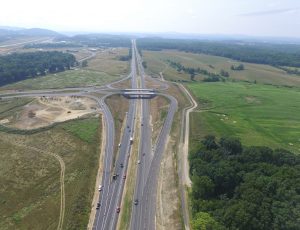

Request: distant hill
left=0, top=27, right=61, bottom=38
left=18, top=28, right=61, bottom=36
left=0, top=26, right=24, bottom=31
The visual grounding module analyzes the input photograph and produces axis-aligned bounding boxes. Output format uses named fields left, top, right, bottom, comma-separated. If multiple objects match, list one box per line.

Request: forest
left=190, top=136, right=300, bottom=230
left=137, top=38, right=300, bottom=67
left=0, top=51, right=76, bottom=85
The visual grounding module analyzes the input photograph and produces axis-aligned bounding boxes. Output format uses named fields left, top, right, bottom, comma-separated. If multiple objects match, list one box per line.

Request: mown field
left=0, top=48, right=129, bottom=90
left=0, top=112, right=101, bottom=229
left=188, top=82, right=300, bottom=154
left=143, top=50, right=300, bottom=87
left=142, top=49, right=300, bottom=153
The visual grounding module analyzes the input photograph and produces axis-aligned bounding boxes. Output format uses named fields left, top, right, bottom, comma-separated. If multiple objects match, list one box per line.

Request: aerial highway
left=130, top=42, right=178, bottom=230
left=0, top=39, right=179, bottom=230
left=93, top=40, right=139, bottom=230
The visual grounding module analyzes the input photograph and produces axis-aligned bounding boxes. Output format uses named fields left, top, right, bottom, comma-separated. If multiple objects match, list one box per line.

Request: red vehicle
left=123, top=175, right=126, bottom=179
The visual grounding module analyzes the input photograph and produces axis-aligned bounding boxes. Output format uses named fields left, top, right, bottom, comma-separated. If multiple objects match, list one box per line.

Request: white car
left=98, top=185, right=103, bottom=191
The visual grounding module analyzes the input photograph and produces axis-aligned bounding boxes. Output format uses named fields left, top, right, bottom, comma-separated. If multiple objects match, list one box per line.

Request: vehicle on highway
left=118, top=143, right=121, bottom=148
left=137, top=160, right=141, bottom=164
left=116, top=207, right=121, bottom=213
left=98, top=185, right=103, bottom=191
left=123, top=174, right=126, bottom=179
left=96, top=202, right=100, bottom=209
left=113, top=174, right=118, bottom=180
left=130, top=136, right=133, bottom=144
left=134, top=199, right=139, bottom=205
left=120, top=163, right=124, bottom=168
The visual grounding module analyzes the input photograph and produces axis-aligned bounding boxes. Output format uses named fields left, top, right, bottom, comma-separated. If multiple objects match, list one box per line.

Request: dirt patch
left=5, top=96, right=99, bottom=129
left=156, top=137, right=182, bottom=230
left=0, top=118, right=9, bottom=124
left=245, top=96, right=260, bottom=104
left=150, top=96, right=170, bottom=144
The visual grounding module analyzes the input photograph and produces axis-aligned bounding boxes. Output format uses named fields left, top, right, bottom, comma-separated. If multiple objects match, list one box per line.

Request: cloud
left=239, top=7, right=299, bottom=17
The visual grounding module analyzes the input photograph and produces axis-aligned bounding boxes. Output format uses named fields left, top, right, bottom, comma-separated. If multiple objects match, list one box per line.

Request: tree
left=192, top=176, right=215, bottom=199
left=192, top=212, right=224, bottom=230
left=219, top=137, right=242, bottom=155
left=82, top=60, right=88, bottom=67
left=202, top=135, right=218, bottom=150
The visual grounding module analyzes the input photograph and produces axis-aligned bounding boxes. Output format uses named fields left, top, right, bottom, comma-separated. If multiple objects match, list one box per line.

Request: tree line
left=167, top=60, right=229, bottom=81
left=118, top=47, right=132, bottom=61
left=137, top=38, right=300, bottom=67
left=0, top=51, right=76, bottom=86
left=190, top=135, right=300, bottom=230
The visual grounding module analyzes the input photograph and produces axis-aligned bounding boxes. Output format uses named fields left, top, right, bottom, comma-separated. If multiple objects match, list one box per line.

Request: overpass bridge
left=121, top=89, right=157, bottom=99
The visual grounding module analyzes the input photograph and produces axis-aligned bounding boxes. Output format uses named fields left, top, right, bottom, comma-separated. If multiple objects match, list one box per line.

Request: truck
left=130, top=136, right=133, bottom=144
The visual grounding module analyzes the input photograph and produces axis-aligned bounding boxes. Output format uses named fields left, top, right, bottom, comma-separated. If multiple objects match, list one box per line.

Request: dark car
left=120, top=163, right=124, bottom=168
left=96, top=202, right=101, bottom=209
left=116, top=207, right=121, bottom=213
left=134, top=199, right=139, bottom=205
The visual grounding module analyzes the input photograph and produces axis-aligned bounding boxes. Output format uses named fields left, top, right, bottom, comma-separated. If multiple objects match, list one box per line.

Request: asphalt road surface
left=130, top=41, right=178, bottom=230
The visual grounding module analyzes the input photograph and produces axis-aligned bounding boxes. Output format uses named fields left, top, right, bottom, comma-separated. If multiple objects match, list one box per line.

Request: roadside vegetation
left=0, top=117, right=101, bottom=229
left=63, top=118, right=99, bottom=143
left=189, top=136, right=300, bottom=230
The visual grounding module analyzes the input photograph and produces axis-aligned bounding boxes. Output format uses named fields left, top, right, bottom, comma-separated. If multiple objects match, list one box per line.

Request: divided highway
left=93, top=41, right=138, bottom=230
left=130, top=42, right=178, bottom=230
left=0, top=39, right=179, bottom=230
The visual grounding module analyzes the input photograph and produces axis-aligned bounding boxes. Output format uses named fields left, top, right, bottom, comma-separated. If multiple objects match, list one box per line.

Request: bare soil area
left=4, top=96, right=99, bottom=129
left=156, top=137, right=182, bottom=230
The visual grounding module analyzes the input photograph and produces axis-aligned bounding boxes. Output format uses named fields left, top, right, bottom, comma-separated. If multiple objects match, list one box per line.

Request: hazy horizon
left=1, top=0, right=300, bottom=38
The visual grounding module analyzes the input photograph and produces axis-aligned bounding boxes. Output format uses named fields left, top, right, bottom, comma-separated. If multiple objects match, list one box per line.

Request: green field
left=0, top=47, right=129, bottom=91
left=143, top=50, right=300, bottom=87
left=188, top=82, right=300, bottom=153
left=0, top=117, right=101, bottom=229
left=0, top=69, right=120, bottom=90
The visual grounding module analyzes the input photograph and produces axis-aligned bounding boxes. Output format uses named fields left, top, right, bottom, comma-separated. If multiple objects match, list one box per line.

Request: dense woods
left=190, top=136, right=300, bottom=230
left=137, top=38, right=300, bottom=67
left=0, top=51, right=76, bottom=85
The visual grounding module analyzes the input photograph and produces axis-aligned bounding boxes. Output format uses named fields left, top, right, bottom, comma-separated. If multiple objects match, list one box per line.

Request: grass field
left=0, top=117, right=101, bottom=229
left=0, top=48, right=129, bottom=91
left=187, top=82, right=300, bottom=154
left=143, top=50, right=300, bottom=87
left=0, top=69, right=119, bottom=90
left=86, top=48, right=129, bottom=76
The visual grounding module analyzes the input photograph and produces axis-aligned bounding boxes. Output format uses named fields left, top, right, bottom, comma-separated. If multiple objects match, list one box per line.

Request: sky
left=1, top=0, right=300, bottom=37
